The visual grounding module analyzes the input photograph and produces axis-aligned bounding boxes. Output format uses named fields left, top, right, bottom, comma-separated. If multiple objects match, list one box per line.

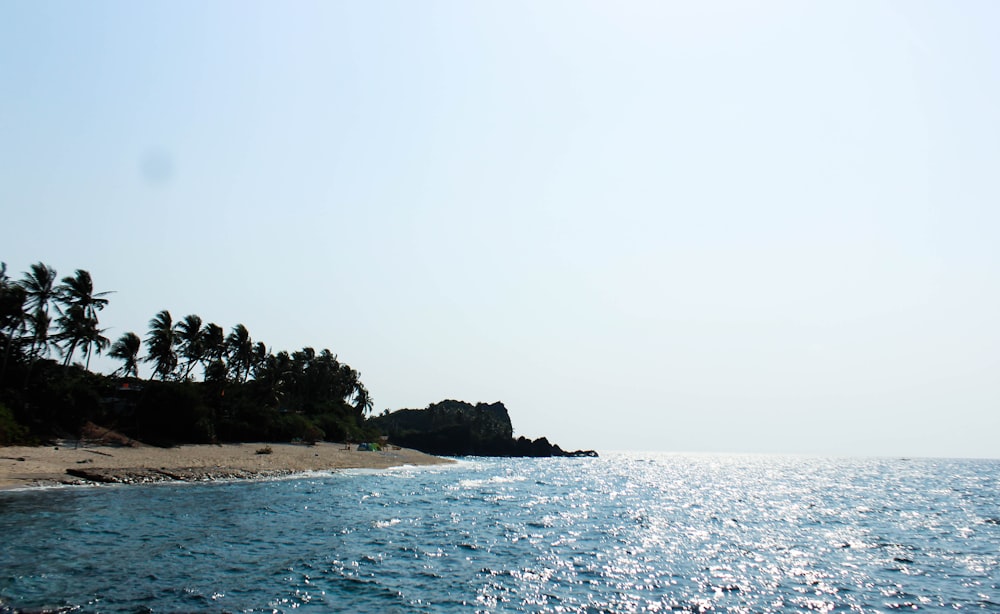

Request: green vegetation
left=0, top=402, right=30, bottom=445
left=0, top=261, right=379, bottom=446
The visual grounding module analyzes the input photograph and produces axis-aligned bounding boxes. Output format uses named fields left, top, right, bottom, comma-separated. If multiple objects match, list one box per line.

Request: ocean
left=1, top=453, right=998, bottom=612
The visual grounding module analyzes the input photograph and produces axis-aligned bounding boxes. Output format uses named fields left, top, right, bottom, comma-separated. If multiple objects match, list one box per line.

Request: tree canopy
left=0, top=260, right=378, bottom=446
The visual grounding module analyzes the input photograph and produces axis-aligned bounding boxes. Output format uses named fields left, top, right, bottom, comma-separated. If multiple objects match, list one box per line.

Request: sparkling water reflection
left=1, top=453, right=999, bottom=612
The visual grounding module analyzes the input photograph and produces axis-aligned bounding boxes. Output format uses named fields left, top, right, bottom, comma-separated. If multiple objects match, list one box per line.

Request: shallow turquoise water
left=1, top=453, right=999, bottom=612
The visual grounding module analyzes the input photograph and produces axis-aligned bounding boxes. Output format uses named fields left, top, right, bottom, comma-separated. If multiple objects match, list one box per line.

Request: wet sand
left=0, top=442, right=452, bottom=490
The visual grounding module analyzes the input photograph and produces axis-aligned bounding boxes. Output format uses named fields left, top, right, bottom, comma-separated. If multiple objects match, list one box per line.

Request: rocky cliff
left=370, top=399, right=597, bottom=457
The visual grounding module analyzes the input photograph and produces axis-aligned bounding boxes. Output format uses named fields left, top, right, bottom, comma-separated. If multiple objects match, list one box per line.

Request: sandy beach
left=0, top=442, right=453, bottom=490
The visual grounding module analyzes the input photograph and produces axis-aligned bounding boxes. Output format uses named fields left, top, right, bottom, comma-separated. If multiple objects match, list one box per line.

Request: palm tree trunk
left=22, top=332, right=43, bottom=389
left=63, top=341, right=78, bottom=368
left=1, top=325, right=21, bottom=383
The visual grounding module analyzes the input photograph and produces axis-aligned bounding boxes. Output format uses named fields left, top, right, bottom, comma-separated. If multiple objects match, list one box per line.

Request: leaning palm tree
left=255, top=349, right=292, bottom=407
left=175, top=314, right=204, bottom=380
left=109, top=332, right=141, bottom=378
left=19, top=262, right=57, bottom=315
left=249, top=341, right=269, bottom=381
left=56, top=304, right=109, bottom=369
left=202, top=323, right=224, bottom=353
left=352, top=381, right=374, bottom=417
left=201, top=322, right=226, bottom=381
left=0, top=264, right=28, bottom=382
left=24, top=309, right=51, bottom=362
left=57, top=270, right=110, bottom=320
left=225, top=324, right=253, bottom=383
left=19, top=309, right=52, bottom=387
left=55, top=304, right=87, bottom=366
left=18, top=262, right=58, bottom=360
left=0, top=263, right=21, bottom=335
left=55, top=270, right=111, bottom=370
left=144, top=310, right=178, bottom=380
left=80, top=319, right=110, bottom=370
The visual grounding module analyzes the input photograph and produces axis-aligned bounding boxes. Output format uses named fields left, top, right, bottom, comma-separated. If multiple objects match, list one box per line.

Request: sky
left=2, top=1, right=999, bottom=458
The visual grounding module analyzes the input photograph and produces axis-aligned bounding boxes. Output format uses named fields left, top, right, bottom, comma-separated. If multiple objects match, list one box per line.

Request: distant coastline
left=0, top=441, right=452, bottom=491
left=1, top=264, right=595, bottom=461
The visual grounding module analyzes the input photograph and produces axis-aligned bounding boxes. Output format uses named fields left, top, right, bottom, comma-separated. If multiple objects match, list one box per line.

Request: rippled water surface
left=2, top=453, right=999, bottom=612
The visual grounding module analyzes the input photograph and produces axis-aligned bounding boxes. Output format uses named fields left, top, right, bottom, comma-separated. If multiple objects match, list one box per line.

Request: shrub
left=312, top=413, right=348, bottom=442
left=0, top=402, right=29, bottom=445
left=276, top=413, right=325, bottom=443
left=136, top=381, right=213, bottom=446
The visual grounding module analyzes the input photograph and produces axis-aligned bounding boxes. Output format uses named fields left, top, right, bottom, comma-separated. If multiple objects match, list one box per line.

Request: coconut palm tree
left=54, top=269, right=111, bottom=370
left=255, top=349, right=292, bottom=407
left=0, top=263, right=20, bottom=332
left=80, top=318, right=110, bottom=370
left=109, top=332, right=142, bottom=378
left=0, top=264, right=28, bottom=382
left=337, top=362, right=357, bottom=404
left=175, top=314, right=204, bottom=380
left=352, top=381, right=373, bottom=417
left=250, top=341, right=269, bottom=381
left=55, top=304, right=87, bottom=366
left=144, top=310, right=178, bottom=380
left=24, top=309, right=51, bottom=363
left=19, top=262, right=57, bottom=315
left=200, top=322, right=225, bottom=376
left=18, top=262, right=58, bottom=361
left=225, top=324, right=253, bottom=383
left=57, top=270, right=110, bottom=320
left=55, top=304, right=109, bottom=369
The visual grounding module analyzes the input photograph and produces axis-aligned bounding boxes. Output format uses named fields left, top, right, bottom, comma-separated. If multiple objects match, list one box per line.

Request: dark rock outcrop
left=370, top=400, right=597, bottom=458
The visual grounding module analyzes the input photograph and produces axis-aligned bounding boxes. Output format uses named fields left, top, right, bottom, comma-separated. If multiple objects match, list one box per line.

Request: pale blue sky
left=3, top=1, right=999, bottom=457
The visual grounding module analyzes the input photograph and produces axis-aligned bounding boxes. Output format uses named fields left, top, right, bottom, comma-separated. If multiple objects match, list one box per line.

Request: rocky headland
left=370, top=400, right=598, bottom=458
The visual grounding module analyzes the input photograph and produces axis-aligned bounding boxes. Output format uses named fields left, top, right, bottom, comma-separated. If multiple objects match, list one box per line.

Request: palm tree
left=24, top=309, right=51, bottom=361
left=109, top=332, right=141, bottom=378
left=337, top=362, right=357, bottom=405
left=81, top=319, right=110, bottom=370
left=55, top=304, right=87, bottom=366
left=19, top=262, right=57, bottom=315
left=0, top=264, right=28, bottom=382
left=18, top=262, right=58, bottom=361
left=57, top=270, right=110, bottom=319
left=255, top=349, right=292, bottom=408
left=225, top=324, right=253, bottom=383
left=144, top=310, right=178, bottom=380
left=250, top=341, right=269, bottom=381
left=55, top=304, right=109, bottom=369
left=54, top=270, right=111, bottom=370
left=352, top=381, right=373, bottom=417
left=175, top=314, right=204, bottom=380
left=200, top=322, right=225, bottom=376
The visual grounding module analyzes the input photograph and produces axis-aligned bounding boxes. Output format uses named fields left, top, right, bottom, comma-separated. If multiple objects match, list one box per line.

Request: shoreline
left=0, top=441, right=453, bottom=491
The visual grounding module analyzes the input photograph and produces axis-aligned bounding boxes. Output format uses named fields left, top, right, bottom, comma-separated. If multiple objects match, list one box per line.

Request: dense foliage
left=0, top=261, right=378, bottom=446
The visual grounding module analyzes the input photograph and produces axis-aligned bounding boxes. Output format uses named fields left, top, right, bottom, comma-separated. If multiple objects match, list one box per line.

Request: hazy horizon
left=3, top=1, right=998, bottom=458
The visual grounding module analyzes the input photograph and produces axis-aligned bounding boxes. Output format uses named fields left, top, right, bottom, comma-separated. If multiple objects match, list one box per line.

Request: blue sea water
left=1, top=453, right=999, bottom=613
